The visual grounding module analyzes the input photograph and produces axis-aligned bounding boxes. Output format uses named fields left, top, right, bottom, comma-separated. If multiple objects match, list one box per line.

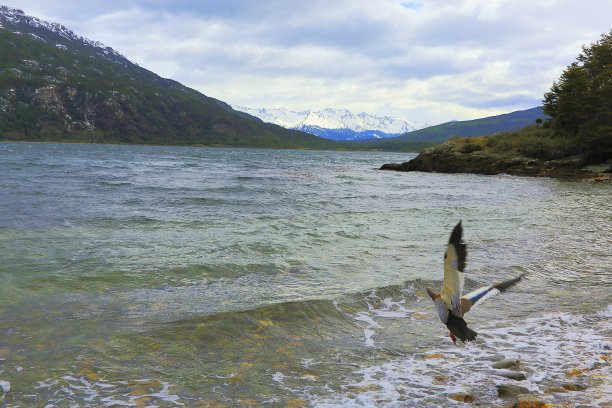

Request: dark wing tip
left=448, top=221, right=467, bottom=272
left=493, top=273, right=525, bottom=293
left=448, top=221, right=463, bottom=245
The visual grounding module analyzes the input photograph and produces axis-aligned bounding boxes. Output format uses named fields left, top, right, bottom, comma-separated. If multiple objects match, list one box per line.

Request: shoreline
left=380, top=139, right=612, bottom=181
left=0, top=139, right=392, bottom=153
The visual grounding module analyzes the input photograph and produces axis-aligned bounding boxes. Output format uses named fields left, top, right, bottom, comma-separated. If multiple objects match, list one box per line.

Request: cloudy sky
left=4, top=0, right=611, bottom=125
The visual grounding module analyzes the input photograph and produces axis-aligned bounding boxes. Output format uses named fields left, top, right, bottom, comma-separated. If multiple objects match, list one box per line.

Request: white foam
left=597, top=304, right=612, bottom=318
left=273, top=371, right=286, bottom=383
left=363, top=328, right=376, bottom=348
left=300, top=358, right=318, bottom=368
left=0, top=380, right=10, bottom=393
left=354, top=311, right=382, bottom=348
left=370, top=297, right=411, bottom=318
left=351, top=290, right=416, bottom=348
left=315, top=309, right=612, bottom=406
left=354, top=312, right=381, bottom=328
left=31, top=374, right=184, bottom=406
left=142, top=381, right=183, bottom=405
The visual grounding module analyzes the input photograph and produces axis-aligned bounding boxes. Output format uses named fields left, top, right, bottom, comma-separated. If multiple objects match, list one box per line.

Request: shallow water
left=0, top=142, right=610, bottom=407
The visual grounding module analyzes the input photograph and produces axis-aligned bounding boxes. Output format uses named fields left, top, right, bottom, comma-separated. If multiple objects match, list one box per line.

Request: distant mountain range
left=231, top=105, right=421, bottom=141
left=232, top=104, right=546, bottom=147
left=0, top=6, right=336, bottom=149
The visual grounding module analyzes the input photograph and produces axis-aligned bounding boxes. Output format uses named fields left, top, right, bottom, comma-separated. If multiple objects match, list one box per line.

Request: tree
left=542, top=30, right=612, bottom=162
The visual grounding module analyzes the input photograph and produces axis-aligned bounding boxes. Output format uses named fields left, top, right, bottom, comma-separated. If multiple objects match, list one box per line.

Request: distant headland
left=381, top=31, right=612, bottom=180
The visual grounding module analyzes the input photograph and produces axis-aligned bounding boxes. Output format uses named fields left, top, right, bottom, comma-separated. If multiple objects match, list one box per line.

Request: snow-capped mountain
left=0, top=6, right=129, bottom=65
left=231, top=105, right=421, bottom=141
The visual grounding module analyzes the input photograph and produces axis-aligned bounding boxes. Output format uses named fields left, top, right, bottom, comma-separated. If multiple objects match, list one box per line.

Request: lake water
left=0, top=142, right=610, bottom=407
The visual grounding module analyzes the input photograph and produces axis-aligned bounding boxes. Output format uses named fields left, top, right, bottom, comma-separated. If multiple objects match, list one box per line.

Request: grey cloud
left=3, top=0, right=611, bottom=123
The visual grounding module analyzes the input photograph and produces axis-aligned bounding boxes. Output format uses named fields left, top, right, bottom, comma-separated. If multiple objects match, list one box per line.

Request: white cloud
left=3, top=0, right=611, bottom=124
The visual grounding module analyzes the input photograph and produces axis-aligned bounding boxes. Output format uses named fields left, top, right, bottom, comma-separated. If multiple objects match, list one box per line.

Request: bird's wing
left=461, top=274, right=524, bottom=314
left=440, top=221, right=467, bottom=317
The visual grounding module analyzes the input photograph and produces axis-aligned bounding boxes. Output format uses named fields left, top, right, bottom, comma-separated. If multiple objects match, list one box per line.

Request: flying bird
left=426, top=221, right=523, bottom=343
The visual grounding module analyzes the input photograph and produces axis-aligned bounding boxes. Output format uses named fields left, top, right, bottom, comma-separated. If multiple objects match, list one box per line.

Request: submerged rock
left=492, top=359, right=521, bottom=369
left=449, top=392, right=475, bottom=403
left=565, top=367, right=589, bottom=377
left=544, top=386, right=567, bottom=394
left=561, top=382, right=589, bottom=391
left=499, top=371, right=527, bottom=381
left=496, top=384, right=530, bottom=398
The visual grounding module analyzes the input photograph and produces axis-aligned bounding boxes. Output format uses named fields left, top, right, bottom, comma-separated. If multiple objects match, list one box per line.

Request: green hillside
left=0, top=7, right=337, bottom=149
left=365, top=107, right=546, bottom=151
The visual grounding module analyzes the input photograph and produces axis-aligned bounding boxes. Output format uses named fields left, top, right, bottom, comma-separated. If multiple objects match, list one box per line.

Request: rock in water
left=449, top=392, right=475, bottom=403
left=561, top=382, right=589, bottom=391
left=500, top=371, right=527, bottom=381
left=492, top=359, right=521, bottom=369
left=497, top=384, right=530, bottom=398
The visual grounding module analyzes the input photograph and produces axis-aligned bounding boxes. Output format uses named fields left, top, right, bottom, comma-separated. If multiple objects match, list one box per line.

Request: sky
left=3, top=0, right=611, bottom=125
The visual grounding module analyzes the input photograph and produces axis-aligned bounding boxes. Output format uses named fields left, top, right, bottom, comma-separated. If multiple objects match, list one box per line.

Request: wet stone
left=499, top=371, right=527, bottom=381
left=544, top=386, right=567, bottom=394
left=496, top=384, right=530, bottom=398
left=561, top=382, right=589, bottom=391
left=449, top=392, right=475, bottom=403
left=492, top=359, right=521, bottom=369
left=433, top=374, right=449, bottom=384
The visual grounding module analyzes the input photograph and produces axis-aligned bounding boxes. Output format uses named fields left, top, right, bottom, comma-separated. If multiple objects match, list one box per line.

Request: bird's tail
left=446, top=313, right=477, bottom=343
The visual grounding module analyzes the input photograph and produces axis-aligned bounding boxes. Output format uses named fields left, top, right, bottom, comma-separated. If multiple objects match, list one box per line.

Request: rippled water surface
left=0, top=142, right=610, bottom=407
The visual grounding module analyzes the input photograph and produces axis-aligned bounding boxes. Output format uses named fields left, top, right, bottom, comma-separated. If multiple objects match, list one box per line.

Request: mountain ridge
left=0, top=6, right=337, bottom=149
left=231, top=105, right=421, bottom=140
left=0, top=6, right=129, bottom=65
left=363, top=107, right=547, bottom=151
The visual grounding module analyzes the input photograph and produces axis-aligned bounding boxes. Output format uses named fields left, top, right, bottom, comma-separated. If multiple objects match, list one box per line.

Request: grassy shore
left=380, top=126, right=612, bottom=179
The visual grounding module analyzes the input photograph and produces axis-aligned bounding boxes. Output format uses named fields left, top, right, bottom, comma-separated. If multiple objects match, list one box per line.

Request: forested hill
left=0, top=6, right=337, bottom=149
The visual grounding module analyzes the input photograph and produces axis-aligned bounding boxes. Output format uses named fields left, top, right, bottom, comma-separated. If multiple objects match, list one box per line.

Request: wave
left=97, top=181, right=134, bottom=187
left=134, top=279, right=428, bottom=342
left=4, top=275, right=609, bottom=407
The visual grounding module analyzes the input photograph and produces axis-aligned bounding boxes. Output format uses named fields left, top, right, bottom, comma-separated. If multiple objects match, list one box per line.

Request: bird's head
left=425, top=287, right=438, bottom=301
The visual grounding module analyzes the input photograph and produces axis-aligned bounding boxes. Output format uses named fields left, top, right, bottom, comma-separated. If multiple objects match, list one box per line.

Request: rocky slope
left=0, top=6, right=335, bottom=149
